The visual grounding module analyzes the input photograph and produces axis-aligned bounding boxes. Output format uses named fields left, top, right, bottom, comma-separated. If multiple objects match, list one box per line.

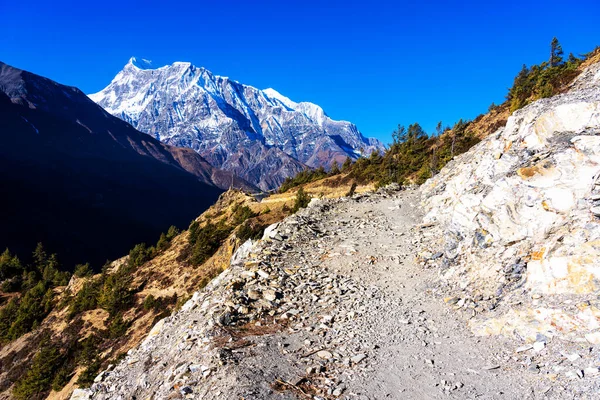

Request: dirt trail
left=83, top=189, right=553, bottom=400
left=300, top=189, right=537, bottom=399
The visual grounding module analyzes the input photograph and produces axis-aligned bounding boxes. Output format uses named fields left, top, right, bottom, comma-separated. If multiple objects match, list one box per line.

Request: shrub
left=76, top=359, right=100, bottom=386
left=155, top=233, right=170, bottom=252
left=13, top=340, right=64, bottom=400
left=51, top=363, right=74, bottom=392
left=7, top=282, right=53, bottom=340
left=0, top=248, right=23, bottom=281
left=0, top=298, right=19, bottom=341
left=98, top=273, right=133, bottom=317
left=166, top=225, right=180, bottom=240
left=127, top=243, right=154, bottom=269
left=292, top=187, right=311, bottom=213
left=68, top=279, right=101, bottom=319
left=231, top=204, right=257, bottom=225
left=142, top=294, right=157, bottom=311
left=279, top=167, right=328, bottom=193
left=236, top=221, right=266, bottom=242
left=73, top=263, right=93, bottom=278
left=187, top=221, right=233, bottom=266
left=106, top=313, right=129, bottom=339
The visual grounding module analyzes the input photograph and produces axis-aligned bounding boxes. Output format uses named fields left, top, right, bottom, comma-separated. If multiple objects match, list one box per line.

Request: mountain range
left=90, top=58, right=384, bottom=190
left=0, top=61, right=253, bottom=268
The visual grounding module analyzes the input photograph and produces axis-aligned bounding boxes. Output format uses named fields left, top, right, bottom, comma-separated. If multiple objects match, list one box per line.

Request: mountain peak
left=263, top=88, right=297, bottom=109
left=91, top=63, right=384, bottom=190
left=127, top=57, right=154, bottom=70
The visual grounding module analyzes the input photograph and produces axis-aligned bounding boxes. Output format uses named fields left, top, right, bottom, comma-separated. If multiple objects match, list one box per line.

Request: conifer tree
left=550, top=37, right=564, bottom=67
left=330, top=160, right=340, bottom=175
left=341, top=157, right=352, bottom=172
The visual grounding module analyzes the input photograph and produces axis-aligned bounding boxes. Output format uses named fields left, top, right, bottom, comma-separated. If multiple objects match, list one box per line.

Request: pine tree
left=550, top=37, right=564, bottom=67
left=435, top=121, right=443, bottom=137
left=330, top=160, right=340, bottom=175
left=32, top=242, right=48, bottom=272
left=292, top=187, right=311, bottom=212
left=392, top=124, right=407, bottom=144
left=341, top=157, right=352, bottom=172
left=13, top=340, right=63, bottom=400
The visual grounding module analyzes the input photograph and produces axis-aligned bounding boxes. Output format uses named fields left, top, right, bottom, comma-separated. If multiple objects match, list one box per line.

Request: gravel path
left=315, top=189, right=535, bottom=399
left=82, top=188, right=563, bottom=400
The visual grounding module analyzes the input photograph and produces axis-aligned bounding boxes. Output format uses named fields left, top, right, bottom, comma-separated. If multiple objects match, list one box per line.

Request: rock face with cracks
left=420, top=60, right=600, bottom=343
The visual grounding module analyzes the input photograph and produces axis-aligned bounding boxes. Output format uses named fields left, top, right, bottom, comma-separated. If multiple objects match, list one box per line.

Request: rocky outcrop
left=421, top=59, right=600, bottom=342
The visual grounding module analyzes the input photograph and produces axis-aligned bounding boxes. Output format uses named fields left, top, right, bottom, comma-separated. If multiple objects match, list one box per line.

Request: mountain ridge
left=0, top=61, right=251, bottom=267
left=89, top=58, right=384, bottom=190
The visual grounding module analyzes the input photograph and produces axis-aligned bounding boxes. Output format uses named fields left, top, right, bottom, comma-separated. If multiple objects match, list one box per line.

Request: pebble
left=351, top=354, right=367, bottom=364
left=532, top=341, right=545, bottom=352
left=516, top=345, right=533, bottom=353
left=566, top=353, right=581, bottom=362
left=317, top=350, right=333, bottom=360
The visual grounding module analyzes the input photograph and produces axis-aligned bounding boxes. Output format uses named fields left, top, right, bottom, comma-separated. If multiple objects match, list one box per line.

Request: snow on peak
left=263, top=88, right=297, bottom=109
left=89, top=60, right=385, bottom=190
left=263, top=88, right=328, bottom=125
left=128, top=57, right=153, bottom=70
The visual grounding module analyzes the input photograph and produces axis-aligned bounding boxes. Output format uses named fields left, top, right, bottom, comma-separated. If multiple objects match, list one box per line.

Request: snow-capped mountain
left=89, top=58, right=384, bottom=190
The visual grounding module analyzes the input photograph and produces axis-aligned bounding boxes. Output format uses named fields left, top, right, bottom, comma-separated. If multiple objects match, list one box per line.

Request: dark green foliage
left=279, top=167, right=329, bottom=193
left=330, top=161, right=340, bottom=175
left=107, top=313, right=129, bottom=339
left=74, top=263, right=93, bottom=278
left=342, top=121, right=480, bottom=189
left=74, top=335, right=102, bottom=386
left=188, top=220, right=233, bottom=266
left=13, top=340, right=64, bottom=400
left=98, top=273, right=133, bottom=317
left=0, top=249, right=24, bottom=281
left=127, top=243, right=154, bottom=270
left=76, top=359, right=101, bottom=386
left=156, top=225, right=180, bottom=252
left=508, top=38, right=583, bottom=112
left=231, top=204, right=258, bottom=225
left=143, top=294, right=157, bottom=310
left=156, top=233, right=170, bottom=252
left=6, top=281, right=53, bottom=340
left=236, top=221, right=266, bottom=242
left=51, top=363, right=74, bottom=392
left=550, top=37, right=564, bottom=67
left=68, top=279, right=101, bottom=319
left=292, top=187, right=311, bottom=213
left=0, top=298, right=19, bottom=340
left=166, top=225, right=180, bottom=240
left=77, top=335, right=100, bottom=366
left=341, top=157, right=352, bottom=172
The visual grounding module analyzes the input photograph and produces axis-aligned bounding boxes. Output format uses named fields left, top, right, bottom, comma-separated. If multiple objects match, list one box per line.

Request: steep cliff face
left=421, top=59, right=600, bottom=341
left=89, top=58, right=384, bottom=190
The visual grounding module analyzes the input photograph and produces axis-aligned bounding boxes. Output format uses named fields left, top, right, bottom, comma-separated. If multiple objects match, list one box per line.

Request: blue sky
left=1, top=0, right=599, bottom=143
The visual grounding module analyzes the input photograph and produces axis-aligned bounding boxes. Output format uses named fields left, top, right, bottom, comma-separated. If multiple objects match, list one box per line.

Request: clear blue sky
left=1, top=0, right=599, bottom=143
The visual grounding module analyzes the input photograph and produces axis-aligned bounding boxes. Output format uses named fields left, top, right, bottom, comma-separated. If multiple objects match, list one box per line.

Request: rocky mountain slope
left=89, top=58, right=384, bottom=190
left=69, top=56, right=600, bottom=399
left=0, top=61, right=256, bottom=267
